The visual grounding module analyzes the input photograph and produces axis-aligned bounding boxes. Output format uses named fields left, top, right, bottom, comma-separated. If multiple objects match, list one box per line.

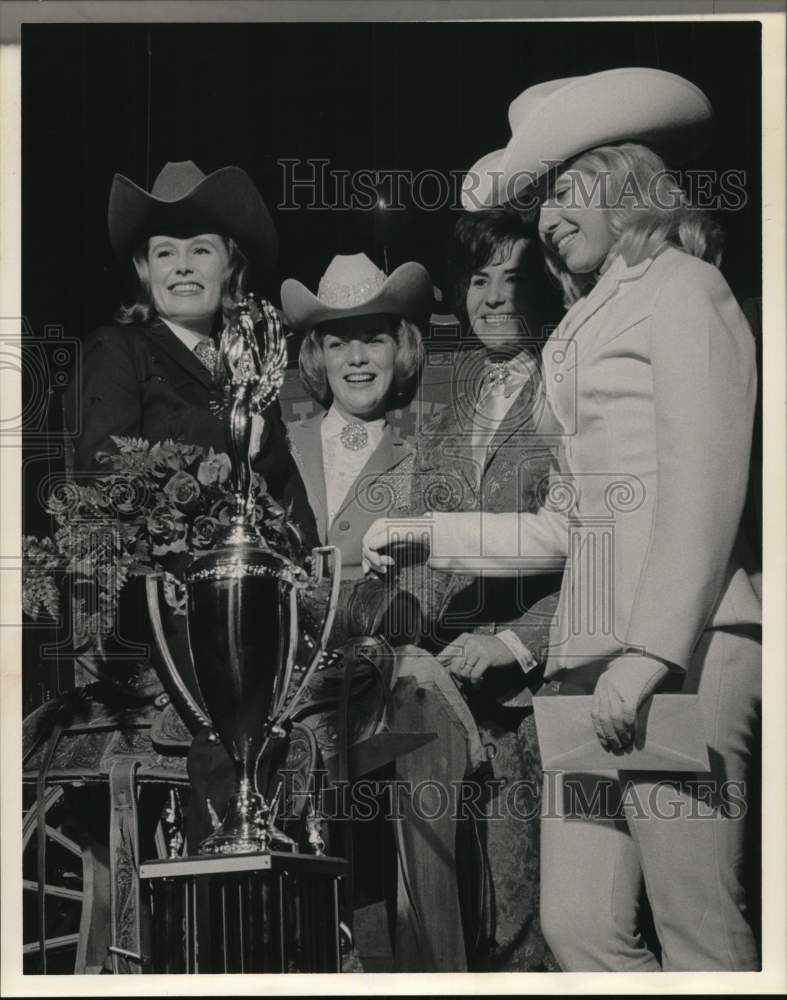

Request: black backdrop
left=23, top=21, right=761, bottom=327
left=21, top=19, right=762, bottom=706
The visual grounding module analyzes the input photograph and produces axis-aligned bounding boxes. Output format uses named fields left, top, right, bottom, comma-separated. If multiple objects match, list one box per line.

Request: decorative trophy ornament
left=148, top=296, right=341, bottom=855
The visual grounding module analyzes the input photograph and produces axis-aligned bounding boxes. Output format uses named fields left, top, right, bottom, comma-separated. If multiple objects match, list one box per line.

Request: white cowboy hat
left=281, top=253, right=434, bottom=331
left=461, top=68, right=713, bottom=211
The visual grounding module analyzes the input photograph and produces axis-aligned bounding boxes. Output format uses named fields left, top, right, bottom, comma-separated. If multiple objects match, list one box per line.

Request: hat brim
left=108, top=166, right=278, bottom=272
left=462, top=68, right=713, bottom=210
left=281, top=262, right=434, bottom=332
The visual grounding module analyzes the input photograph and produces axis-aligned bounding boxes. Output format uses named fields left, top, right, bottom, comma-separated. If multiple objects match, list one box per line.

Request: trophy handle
left=269, top=583, right=300, bottom=723
left=276, top=545, right=342, bottom=724
left=144, top=575, right=212, bottom=734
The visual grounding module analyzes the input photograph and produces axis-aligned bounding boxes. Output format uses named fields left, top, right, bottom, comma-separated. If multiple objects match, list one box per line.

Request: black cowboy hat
left=107, top=160, right=278, bottom=272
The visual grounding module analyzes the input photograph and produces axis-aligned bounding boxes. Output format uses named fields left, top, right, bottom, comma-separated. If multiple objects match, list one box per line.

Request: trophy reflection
left=155, top=296, right=340, bottom=855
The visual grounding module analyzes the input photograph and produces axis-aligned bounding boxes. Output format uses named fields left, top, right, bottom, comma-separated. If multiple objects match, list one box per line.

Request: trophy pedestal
left=141, top=851, right=348, bottom=973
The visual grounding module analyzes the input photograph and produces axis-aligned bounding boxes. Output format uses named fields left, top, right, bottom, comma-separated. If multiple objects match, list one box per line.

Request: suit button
left=337, top=520, right=350, bottom=531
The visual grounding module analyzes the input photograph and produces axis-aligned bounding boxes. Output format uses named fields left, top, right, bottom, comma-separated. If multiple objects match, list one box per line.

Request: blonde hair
left=543, top=143, right=725, bottom=307
left=299, top=316, right=424, bottom=409
left=115, top=235, right=250, bottom=327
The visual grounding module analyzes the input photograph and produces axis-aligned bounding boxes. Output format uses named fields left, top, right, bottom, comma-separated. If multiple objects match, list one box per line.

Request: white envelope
left=533, top=694, right=711, bottom=772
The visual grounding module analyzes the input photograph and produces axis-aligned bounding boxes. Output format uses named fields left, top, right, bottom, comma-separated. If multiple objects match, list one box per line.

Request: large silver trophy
left=149, top=297, right=340, bottom=856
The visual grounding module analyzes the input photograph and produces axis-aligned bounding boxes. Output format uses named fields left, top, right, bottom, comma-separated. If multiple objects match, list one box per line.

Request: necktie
left=193, top=338, right=218, bottom=377
left=470, top=367, right=526, bottom=484
left=476, top=368, right=516, bottom=430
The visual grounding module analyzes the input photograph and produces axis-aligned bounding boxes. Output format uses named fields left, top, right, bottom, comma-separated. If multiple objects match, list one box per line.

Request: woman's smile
left=320, top=313, right=397, bottom=420
left=465, top=238, right=540, bottom=350
left=553, top=229, right=580, bottom=253
left=480, top=312, right=518, bottom=325
left=539, top=169, right=616, bottom=275
left=147, top=233, right=229, bottom=332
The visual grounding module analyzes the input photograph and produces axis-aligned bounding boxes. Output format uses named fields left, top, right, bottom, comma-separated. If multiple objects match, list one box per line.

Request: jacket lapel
left=555, top=251, right=660, bottom=358
left=332, top=426, right=413, bottom=521
left=418, top=387, right=479, bottom=497
left=484, top=378, right=542, bottom=463
left=146, top=320, right=214, bottom=390
left=287, top=415, right=328, bottom=543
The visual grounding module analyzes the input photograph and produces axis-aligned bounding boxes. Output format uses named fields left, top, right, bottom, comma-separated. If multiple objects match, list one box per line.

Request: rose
left=146, top=504, right=188, bottom=555
left=103, top=474, right=148, bottom=517
left=172, top=442, right=202, bottom=467
left=192, top=515, right=221, bottom=549
left=162, top=471, right=202, bottom=512
left=147, top=440, right=185, bottom=479
left=197, top=449, right=232, bottom=487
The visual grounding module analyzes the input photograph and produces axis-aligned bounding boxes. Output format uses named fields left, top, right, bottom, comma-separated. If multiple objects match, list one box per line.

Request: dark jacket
left=65, top=320, right=318, bottom=545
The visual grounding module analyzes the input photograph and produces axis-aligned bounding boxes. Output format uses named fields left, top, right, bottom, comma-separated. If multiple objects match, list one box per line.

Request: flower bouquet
left=22, top=436, right=307, bottom=648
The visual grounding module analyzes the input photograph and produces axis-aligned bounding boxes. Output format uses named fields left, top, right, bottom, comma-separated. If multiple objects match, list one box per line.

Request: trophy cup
left=149, top=297, right=341, bottom=855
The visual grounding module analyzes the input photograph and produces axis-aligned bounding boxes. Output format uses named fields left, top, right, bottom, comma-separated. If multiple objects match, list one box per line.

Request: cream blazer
left=430, top=246, right=761, bottom=680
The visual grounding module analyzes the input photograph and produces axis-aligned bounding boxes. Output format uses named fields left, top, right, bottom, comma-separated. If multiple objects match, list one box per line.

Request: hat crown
left=150, top=161, right=207, bottom=201
left=317, top=253, right=387, bottom=308
left=508, top=77, right=575, bottom=131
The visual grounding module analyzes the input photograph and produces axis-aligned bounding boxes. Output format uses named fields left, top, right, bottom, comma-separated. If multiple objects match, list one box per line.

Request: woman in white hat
left=282, top=252, right=429, bottom=573
left=364, top=69, right=761, bottom=971
left=282, top=252, right=486, bottom=972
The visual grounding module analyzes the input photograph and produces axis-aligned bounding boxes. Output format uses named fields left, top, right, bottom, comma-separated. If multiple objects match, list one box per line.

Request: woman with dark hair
left=392, top=205, right=564, bottom=972
left=366, top=69, right=761, bottom=971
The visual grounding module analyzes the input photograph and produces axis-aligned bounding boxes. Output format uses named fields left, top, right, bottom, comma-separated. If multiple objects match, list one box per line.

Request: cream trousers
left=539, top=628, right=761, bottom=971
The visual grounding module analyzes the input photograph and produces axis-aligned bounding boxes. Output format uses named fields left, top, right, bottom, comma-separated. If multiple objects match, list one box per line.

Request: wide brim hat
left=108, top=160, right=278, bottom=271
left=281, top=253, right=434, bottom=332
left=461, top=68, right=714, bottom=211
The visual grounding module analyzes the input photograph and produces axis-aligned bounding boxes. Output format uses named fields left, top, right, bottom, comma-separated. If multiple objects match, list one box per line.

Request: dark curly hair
left=447, top=205, right=562, bottom=330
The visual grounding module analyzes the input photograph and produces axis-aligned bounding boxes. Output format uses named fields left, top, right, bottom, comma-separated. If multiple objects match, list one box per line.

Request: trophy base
left=198, top=832, right=270, bottom=857
left=198, top=826, right=298, bottom=857
left=198, top=780, right=270, bottom=857
left=197, top=780, right=298, bottom=856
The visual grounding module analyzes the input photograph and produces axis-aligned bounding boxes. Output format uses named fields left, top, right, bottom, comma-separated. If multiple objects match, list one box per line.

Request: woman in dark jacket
left=65, top=161, right=318, bottom=848
left=70, top=159, right=315, bottom=528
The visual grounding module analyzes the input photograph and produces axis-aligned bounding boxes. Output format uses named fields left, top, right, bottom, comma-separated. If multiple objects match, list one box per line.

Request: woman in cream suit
left=364, top=69, right=761, bottom=971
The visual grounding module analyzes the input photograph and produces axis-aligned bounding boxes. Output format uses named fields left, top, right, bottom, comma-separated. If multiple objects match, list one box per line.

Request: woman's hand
left=437, top=633, right=517, bottom=686
left=591, top=655, right=672, bottom=752
left=362, top=518, right=431, bottom=576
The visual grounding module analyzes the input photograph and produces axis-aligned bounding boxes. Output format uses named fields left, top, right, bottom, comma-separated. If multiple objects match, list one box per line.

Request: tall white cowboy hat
left=108, top=160, right=278, bottom=271
left=461, top=67, right=713, bottom=211
left=281, top=253, right=434, bottom=331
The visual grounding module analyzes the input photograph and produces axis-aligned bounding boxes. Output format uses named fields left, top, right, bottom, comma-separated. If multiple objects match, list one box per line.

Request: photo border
left=1, top=2, right=784, bottom=995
